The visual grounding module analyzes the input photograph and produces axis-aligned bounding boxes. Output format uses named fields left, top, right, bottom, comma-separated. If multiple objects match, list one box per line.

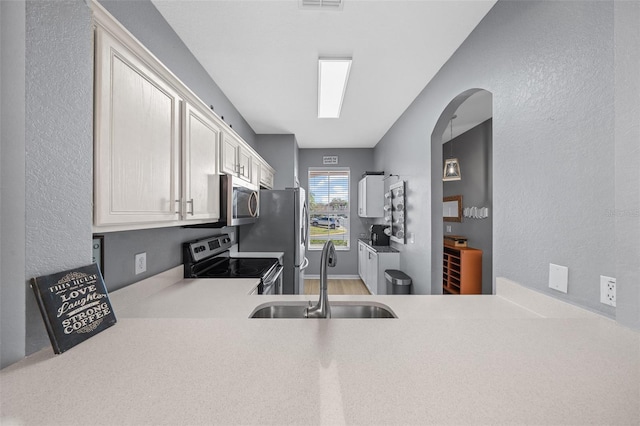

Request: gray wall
left=255, top=134, right=299, bottom=189
left=614, top=1, right=640, bottom=330
left=100, top=227, right=236, bottom=291
left=298, top=148, right=376, bottom=277
left=98, top=0, right=257, bottom=148
left=1, top=0, right=27, bottom=369
left=24, top=0, right=94, bottom=356
left=442, top=119, right=492, bottom=294
left=374, top=0, right=637, bottom=323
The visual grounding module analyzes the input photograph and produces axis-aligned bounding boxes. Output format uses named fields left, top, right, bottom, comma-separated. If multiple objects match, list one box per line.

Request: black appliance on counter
left=183, top=234, right=283, bottom=295
left=370, top=224, right=390, bottom=246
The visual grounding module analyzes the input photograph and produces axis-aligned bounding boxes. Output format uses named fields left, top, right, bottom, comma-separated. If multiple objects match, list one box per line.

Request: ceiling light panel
left=318, top=58, right=352, bottom=118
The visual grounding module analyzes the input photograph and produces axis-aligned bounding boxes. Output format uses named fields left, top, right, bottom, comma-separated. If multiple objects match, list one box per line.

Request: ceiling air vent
left=299, top=0, right=344, bottom=11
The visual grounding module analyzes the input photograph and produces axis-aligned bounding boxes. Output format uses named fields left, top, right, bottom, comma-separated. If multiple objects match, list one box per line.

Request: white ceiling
left=151, top=0, right=497, bottom=148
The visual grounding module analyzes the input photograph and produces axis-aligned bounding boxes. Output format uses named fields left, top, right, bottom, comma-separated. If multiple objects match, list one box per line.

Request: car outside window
left=308, top=168, right=350, bottom=250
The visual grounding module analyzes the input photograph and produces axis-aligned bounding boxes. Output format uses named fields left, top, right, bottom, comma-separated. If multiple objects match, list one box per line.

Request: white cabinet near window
left=94, top=25, right=181, bottom=226
left=358, top=175, right=384, bottom=218
left=182, top=102, right=221, bottom=221
left=357, top=240, right=400, bottom=295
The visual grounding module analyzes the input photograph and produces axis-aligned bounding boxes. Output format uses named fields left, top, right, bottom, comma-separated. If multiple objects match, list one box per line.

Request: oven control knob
left=223, top=237, right=230, bottom=244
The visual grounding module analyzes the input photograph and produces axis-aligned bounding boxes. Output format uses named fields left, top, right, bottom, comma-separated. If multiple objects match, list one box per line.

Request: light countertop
left=358, top=239, right=399, bottom=253
left=1, top=271, right=638, bottom=425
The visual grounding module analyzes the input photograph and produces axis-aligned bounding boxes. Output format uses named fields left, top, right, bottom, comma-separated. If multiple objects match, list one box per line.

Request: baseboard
left=496, top=277, right=602, bottom=319
left=304, top=274, right=361, bottom=280
left=109, top=265, right=184, bottom=313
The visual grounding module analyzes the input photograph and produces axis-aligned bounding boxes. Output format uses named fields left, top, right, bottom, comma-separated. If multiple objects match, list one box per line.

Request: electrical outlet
left=135, top=252, right=147, bottom=275
left=446, top=225, right=452, bottom=233
left=548, top=263, right=568, bottom=293
left=600, top=276, right=616, bottom=307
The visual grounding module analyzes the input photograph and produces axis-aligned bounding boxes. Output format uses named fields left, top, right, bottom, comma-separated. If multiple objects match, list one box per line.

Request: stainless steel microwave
left=221, top=175, right=259, bottom=226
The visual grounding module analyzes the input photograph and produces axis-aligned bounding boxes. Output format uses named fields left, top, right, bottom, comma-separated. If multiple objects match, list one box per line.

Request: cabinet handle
left=186, top=198, right=194, bottom=215
left=175, top=200, right=181, bottom=213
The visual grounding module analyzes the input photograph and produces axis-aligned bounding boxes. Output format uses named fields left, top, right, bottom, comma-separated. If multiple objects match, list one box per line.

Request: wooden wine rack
left=443, top=245, right=482, bottom=294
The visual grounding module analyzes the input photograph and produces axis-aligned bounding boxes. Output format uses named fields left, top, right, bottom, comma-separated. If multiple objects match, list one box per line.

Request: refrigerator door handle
left=300, top=257, right=310, bottom=271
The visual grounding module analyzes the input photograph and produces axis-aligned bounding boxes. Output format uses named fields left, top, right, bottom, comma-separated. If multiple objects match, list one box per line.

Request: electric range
left=183, top=234, right=283, bottom=295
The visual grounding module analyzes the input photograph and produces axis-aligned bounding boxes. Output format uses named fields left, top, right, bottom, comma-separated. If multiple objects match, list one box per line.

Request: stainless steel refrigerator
left=238, top=187, right=309, bottom=294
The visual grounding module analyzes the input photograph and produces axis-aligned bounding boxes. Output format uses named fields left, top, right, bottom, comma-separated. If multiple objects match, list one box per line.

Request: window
left=308, top=168, right=350, bottom=250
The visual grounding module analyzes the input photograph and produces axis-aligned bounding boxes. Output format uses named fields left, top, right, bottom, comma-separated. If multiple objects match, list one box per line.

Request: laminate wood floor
left=304, top=279, right=371, bottom=295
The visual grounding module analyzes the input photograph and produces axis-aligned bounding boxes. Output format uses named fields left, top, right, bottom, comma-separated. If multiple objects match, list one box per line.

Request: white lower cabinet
left=358, top=240, right=400, bottom=295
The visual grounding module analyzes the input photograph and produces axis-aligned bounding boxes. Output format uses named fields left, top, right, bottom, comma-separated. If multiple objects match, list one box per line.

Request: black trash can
left=385, top=270, right=412, bottom=294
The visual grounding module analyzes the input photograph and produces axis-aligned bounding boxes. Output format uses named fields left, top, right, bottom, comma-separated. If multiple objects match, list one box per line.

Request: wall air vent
left=299, top=0, right=344, bottom=11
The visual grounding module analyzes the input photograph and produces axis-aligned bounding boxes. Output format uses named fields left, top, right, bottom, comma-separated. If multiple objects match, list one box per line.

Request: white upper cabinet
left=94, top=25, right=181, bottom=226
left=92, top=3, right=272, bottom=230
left=182, top=102, right=221, bottom=221
left=259, top=161, right=275, bottom=189
left=358, top=175, right=384, bottom=218
left=221, top=131, right=253, bottom=183
left=238, top=145, right=252, bottom=182
left=220, top=132, right=239, bottom=176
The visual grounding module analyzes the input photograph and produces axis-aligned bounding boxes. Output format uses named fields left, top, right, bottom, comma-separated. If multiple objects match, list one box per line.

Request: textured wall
left=298, top=148, right=376, bottom=277
left=442, top=119, right=493, bottom=294
left=1, top=0, right=27, bottom=368
left=614, top=1, right=640, bottom=329
left=24, top=0, right=94, bottom=354
left=375, top=0, right=623, bottom=319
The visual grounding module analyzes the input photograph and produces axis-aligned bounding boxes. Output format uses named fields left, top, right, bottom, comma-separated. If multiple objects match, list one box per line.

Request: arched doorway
left=430, top=89, right=493, bottom=295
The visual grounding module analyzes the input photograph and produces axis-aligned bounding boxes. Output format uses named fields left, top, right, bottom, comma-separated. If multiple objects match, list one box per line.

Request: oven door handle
left=262, top=264, right=284, bottom=287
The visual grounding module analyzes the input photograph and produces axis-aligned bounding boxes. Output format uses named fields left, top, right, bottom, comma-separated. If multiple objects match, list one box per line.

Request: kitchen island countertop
left=1, top=271, right=638, bottom=425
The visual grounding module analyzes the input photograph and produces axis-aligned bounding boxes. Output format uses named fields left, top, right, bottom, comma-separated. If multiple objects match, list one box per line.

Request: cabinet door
left=182, top=102, right=221, bottom=221
left=238, top=146, right=252, bottom=182
left=358, top=241, right=367, bottom=283
left=251, top=158, right=260, bottom=187
left=260, top=163, right=274, bottom=189
left=358, top=175, right=384, bottom=218
left=366, top=248, right=378, bottom=295
left=94, top=27, right=180, bottom=225
left=220, top=133, right=238, bottom=175
left=358, top=178, right=366, bottom=216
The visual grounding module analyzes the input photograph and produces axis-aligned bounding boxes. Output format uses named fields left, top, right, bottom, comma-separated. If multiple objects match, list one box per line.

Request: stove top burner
left=190, top=256, right=278, bottom=279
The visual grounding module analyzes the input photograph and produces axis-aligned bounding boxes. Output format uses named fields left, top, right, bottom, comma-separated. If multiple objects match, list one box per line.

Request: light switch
left=548, top=263, right=568, bottom=293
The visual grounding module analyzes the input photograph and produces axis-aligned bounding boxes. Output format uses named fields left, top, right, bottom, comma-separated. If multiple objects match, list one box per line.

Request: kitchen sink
left=249, top=301, right=397, bottom=319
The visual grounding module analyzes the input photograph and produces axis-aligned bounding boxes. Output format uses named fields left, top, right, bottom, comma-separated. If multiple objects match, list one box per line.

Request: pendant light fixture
left=443, top=114, right=461, bottom=181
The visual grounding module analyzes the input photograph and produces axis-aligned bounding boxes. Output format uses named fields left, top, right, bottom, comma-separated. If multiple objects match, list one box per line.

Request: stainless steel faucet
left=305, top=240, right=337, bottom=318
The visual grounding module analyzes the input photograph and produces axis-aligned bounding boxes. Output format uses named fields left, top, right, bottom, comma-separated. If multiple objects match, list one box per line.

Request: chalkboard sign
left=30, top=263, right=117, bottom=354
